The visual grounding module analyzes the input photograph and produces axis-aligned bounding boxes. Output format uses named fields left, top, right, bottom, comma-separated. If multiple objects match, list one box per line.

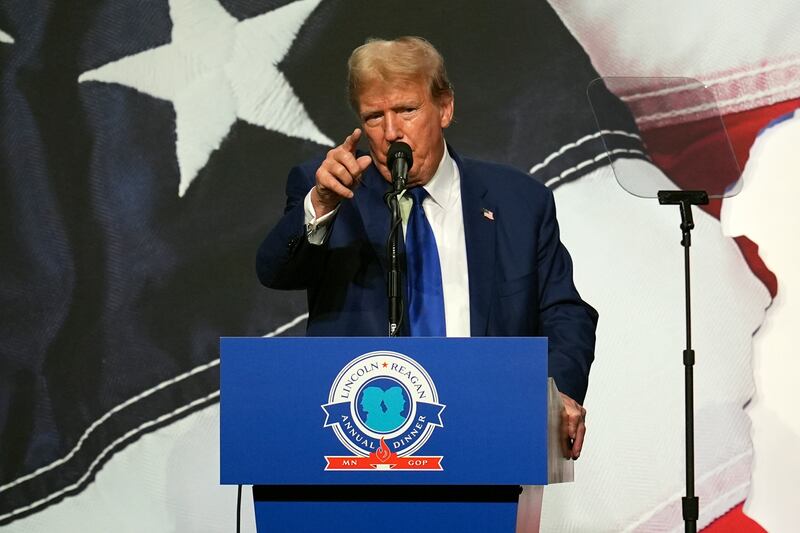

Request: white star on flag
left=0, top=30, right=14, bottom=44
left=78, top=0, right=333, bottom=197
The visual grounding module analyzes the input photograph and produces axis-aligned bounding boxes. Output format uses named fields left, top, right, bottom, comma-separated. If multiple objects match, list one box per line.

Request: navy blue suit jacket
left=257, top=148, right=597, bottom=403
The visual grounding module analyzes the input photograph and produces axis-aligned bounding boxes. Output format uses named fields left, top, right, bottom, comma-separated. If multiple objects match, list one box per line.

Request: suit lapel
left=353, top=163, right=393, bottom=273
left=454, top=151, right=497, bottom=336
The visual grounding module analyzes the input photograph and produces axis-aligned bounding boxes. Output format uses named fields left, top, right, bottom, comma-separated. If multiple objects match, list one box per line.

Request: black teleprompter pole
left=657, top=189, right=708, bottom=533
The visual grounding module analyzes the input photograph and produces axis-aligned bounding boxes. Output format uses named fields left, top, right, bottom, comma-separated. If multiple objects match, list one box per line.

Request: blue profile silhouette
left=380, top=387, right=407, bottom=429
left=359, top=387, right=385, bottom=425
left=359, top=382, right=409, bottom=433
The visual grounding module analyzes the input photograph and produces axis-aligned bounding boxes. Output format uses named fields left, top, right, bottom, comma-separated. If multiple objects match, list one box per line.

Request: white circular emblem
left=322, top=350, right=445, bottom=457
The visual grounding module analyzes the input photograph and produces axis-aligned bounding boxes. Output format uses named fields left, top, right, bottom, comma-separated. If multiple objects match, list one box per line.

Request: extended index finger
left=341, top=128, right=362, bottom=153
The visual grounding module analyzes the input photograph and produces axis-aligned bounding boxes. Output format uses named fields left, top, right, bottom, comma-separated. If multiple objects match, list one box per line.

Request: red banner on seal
left=324, top=455, right=443, bottom=471
left=324, top=439, right=443, bottom=471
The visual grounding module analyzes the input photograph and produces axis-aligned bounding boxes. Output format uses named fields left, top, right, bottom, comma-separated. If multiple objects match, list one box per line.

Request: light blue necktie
left=406, top=187, right=446, bottom=336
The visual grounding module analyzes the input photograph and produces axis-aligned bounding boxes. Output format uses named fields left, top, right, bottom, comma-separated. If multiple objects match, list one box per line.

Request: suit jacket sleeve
left=256, top=161, right=329, bottom=290
left=537, top=187, right=598, bottom=405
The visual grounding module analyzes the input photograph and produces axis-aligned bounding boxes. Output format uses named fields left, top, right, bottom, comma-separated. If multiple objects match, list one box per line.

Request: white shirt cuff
left=303, top=188, right=338, bottom=245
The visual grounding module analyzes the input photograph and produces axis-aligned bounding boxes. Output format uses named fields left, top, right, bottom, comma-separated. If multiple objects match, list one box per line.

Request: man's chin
left=373, top=163, right=422, bottom=186
left=406, top=174, right=431, bottom=188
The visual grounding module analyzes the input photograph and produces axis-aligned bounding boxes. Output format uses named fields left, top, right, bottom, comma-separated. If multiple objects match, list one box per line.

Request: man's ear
left=440, top=94, right=454, bottom=128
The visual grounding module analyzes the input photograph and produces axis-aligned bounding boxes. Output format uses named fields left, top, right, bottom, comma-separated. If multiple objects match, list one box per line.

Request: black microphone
left=387, top=141, right=413, bottom=192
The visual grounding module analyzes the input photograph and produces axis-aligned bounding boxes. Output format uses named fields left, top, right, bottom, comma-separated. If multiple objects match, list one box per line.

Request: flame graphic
left=375, top=438, right=392, bottom=463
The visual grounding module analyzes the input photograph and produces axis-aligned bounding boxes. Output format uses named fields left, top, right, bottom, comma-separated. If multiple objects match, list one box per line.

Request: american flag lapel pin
left=482, top=208, right=494, bottom=221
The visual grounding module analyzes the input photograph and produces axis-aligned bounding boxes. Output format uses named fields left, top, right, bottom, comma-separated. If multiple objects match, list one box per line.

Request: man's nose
left=383, top=112, right=403, bottom=142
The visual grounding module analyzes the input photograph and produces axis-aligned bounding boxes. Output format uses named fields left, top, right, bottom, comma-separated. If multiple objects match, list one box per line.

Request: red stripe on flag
left=638, top=98, right=800, bottom=297
left=731, top=236, right=777, bottom=298
left=722, top=98, right=800, bottom=171
left=701, top=502, right=767, bottom=532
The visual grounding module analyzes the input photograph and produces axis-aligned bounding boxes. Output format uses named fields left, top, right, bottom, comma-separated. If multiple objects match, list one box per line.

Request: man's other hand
left=560, top=392, right=587, bottom=460
left=312, top=128, right=372, bottom=218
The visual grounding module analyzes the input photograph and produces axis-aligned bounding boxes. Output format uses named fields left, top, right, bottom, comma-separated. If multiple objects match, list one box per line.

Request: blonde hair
left=347, top=36, right=453, bottom=112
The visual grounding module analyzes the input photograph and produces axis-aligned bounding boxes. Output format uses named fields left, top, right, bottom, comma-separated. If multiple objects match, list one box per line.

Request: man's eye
left=364, top=115, right=381, bottom=126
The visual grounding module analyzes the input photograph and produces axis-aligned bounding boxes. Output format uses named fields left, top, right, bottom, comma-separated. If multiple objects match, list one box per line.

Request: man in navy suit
left=257, top=36, right=597, bottom=459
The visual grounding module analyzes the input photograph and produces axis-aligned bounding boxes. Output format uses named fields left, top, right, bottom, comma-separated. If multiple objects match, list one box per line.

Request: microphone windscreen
left=387, top=141, right=413, bottom=169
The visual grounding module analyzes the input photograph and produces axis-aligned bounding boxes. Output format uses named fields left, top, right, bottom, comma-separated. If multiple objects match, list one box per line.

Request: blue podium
left=220, top=337, right=571, bottom=532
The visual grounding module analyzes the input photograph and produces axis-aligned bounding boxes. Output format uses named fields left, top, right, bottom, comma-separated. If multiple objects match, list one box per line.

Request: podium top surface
left=220, top=337, right=550, bottom=486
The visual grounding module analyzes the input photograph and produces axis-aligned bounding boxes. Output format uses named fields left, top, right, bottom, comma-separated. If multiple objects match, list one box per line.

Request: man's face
left=357, top=79, right=454, bottom=186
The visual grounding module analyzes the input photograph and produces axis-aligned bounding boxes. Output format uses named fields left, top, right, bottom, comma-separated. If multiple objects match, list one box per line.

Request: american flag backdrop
left=1, top=0, right=796, bottom=531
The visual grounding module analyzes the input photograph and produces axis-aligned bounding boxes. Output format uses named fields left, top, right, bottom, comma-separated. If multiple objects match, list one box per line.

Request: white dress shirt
left=303, top=147, right=471, bottom=337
